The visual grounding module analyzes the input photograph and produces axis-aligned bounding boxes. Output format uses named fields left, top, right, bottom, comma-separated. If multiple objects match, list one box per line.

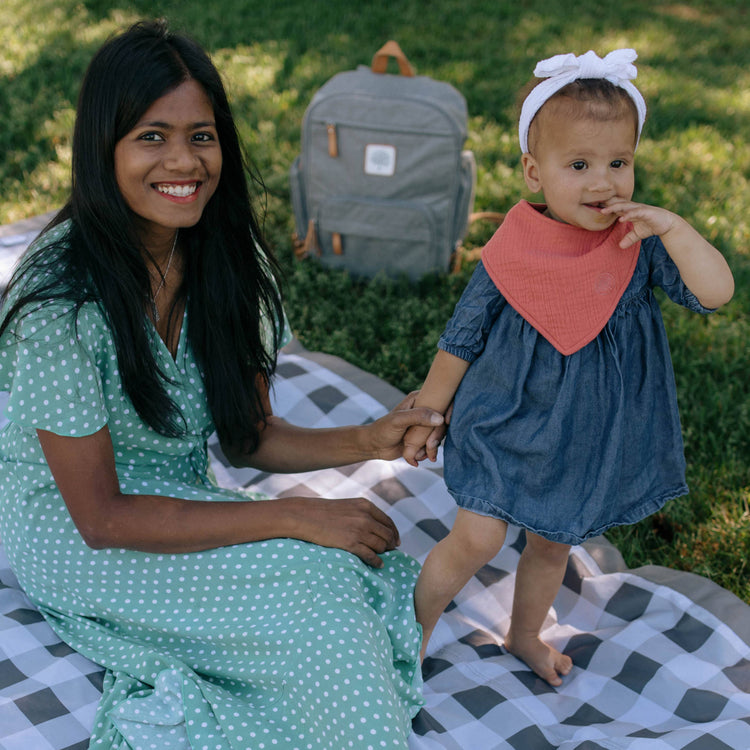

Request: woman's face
left=114, top=79, right=223, bottom=248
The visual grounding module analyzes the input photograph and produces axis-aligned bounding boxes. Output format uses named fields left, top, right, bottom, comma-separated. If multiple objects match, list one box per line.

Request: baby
left=404, top=49, right=734, bottom=686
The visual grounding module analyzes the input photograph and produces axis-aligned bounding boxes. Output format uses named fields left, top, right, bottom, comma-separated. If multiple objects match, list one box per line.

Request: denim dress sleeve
left=646, top=235, right=716, bottom=314
left=438, top=261, right=507, bottom=363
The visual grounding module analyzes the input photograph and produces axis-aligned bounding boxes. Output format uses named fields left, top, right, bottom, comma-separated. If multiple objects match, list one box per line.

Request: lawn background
left=1, top=0, right=748, bottom=601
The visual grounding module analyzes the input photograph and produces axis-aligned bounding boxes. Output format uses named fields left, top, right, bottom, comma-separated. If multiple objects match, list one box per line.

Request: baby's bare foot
left=505, top=633, right=572, bottom=686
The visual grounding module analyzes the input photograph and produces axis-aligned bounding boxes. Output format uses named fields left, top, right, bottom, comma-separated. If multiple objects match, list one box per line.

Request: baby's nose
left=588, top=170, right=613, bottom=192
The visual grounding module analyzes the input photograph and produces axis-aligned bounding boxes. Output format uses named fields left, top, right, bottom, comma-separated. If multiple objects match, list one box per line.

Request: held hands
left=283, top=394, right=446, bottom=568
left=400, top=350, right=466, bottom=467
left=402, top=425, right=435, bottom=467
left=402, top=402, right=453, bottom=467
left=367, top=391, right=445, bottom=461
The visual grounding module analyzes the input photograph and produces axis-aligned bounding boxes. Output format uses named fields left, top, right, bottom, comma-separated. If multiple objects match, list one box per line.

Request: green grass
left=2, top=0, right=748, bottom=602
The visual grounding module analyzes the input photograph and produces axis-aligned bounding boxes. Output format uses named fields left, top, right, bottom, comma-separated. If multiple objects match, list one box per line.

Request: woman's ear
left=521, top=153, right=543, bottom=194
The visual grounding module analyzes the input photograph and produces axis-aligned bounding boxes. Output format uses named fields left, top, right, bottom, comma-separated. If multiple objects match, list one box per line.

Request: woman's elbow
left=75, top=520, right=112, bottom=549
left=219, top=418, right=278, bottom=469
left=70, top=504, right=128, bottom=550
left=219, top=439, right=250, bottom=468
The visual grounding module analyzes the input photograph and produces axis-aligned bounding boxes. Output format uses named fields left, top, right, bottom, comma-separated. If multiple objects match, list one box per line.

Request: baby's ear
left=521, top=153, right=543, bottom=194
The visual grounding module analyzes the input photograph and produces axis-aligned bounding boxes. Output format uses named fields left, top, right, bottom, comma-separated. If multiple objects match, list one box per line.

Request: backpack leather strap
left=451, top=211, right=506, bottom=273
left=371, top=41, right=415, bottom=77
left=293, top=219, right=320, bottom=260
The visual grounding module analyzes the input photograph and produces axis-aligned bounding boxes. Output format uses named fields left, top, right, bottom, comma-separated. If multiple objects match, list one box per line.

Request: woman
left=0, top=21, right=442, bottom=749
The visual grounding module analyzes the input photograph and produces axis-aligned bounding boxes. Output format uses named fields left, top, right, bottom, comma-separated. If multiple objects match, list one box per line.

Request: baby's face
left=522, top=108, right=636, bottom=231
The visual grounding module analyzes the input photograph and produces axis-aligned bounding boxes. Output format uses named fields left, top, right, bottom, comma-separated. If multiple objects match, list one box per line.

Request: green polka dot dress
left=0, top=225, right=424, bottom=749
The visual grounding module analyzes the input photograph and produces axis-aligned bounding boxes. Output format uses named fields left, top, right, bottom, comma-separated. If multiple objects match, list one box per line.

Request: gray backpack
left=290, top=41, right=475, bottom=280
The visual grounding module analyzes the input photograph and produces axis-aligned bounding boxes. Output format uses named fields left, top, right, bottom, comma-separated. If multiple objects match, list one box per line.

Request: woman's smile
left=114, top=79, right=222, bottom=249
left=154, top=181, right=202, bottom=200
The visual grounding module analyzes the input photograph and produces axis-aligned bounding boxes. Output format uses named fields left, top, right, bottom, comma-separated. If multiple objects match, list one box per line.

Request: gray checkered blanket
left=1, top=222, right=749, bottom=749
left=2, top=346, right=749, bottom=750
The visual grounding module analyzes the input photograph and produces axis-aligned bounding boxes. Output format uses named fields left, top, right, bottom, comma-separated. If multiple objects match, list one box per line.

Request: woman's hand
left=37, top=425, right=404, bottom=565
left=289, top=496, right=401, bottom=568
left=366, top=391, right=446, bottom=461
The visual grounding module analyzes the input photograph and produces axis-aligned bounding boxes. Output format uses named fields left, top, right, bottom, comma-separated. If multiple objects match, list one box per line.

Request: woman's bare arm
left=37, top=424, right=404, bottom=567
left=221, top=384, right=445, bottom=471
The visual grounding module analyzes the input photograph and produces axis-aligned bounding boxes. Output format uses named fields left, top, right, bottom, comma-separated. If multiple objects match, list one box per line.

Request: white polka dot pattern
left=0, top=225, right=423, bottom=748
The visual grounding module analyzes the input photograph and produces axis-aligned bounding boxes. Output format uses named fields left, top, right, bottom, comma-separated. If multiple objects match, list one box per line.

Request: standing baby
left=404, top=49, right=734, bottom=686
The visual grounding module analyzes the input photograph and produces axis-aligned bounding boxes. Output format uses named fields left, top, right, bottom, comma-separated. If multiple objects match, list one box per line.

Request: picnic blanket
left=1, top=219, right=749, bottom=749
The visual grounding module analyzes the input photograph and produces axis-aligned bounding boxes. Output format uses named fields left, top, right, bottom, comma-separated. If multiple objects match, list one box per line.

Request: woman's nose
left=164, top=139, right=199, bottom=170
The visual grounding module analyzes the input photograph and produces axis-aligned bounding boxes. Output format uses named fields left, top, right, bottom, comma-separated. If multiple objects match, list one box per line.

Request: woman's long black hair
left=0, top=20, right=285, bottom=450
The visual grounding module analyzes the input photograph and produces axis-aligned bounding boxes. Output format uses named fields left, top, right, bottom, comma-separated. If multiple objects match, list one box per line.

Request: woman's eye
left=138, top=132, right=164, bottom=142
left=192, top=132, right=215, bottom=143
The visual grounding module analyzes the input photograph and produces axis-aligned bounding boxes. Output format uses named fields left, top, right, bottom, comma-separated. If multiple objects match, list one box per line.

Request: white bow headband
left=518, top=48, right=647, bottom=153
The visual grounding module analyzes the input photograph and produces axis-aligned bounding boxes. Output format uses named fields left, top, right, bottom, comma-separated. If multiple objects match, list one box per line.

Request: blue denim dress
left=439, top=235, right=712, bottom=545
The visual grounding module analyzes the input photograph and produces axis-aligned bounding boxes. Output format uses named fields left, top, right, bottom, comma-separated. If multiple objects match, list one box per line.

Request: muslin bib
left=481, top=200, right=640, bottom=355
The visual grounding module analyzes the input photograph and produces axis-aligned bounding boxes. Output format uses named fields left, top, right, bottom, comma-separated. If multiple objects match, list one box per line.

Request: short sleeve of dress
left=645, top=235, right=716, bottom=314
left=0, top=300, right=108, bottom=437
left=438, top=261, right=507, bottom=363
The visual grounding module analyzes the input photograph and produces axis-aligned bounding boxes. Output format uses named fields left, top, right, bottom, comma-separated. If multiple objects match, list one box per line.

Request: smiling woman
left=113, top=80, right=223, bottom=248
left=0, top=20, right=443, bottom=750
left=113, top=78, right=223, bottom=342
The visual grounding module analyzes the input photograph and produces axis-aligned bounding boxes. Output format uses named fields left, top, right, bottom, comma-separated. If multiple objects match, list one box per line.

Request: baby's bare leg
left=415, top=508, right=508, bottom=659
left=504, top=531, right=573, bottom=686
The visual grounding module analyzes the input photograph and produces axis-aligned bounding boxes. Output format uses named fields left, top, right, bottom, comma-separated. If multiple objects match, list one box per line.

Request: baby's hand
left=602, top=198, right=681, bottom=248
left=402, top=424, right=435, bottom=467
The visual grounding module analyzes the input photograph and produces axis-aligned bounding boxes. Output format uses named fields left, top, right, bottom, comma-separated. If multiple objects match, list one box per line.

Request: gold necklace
left=151, top=230, right=178, bottom=322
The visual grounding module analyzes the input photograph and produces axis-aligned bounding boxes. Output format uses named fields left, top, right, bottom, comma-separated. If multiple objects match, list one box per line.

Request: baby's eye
left=571, top=161, right=587, bottom=171
left=610, top=159, right=625, bottom=168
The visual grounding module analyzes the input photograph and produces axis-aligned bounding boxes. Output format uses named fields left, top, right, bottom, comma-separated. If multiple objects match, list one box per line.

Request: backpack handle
left=371, top=41, right=416, bottom=77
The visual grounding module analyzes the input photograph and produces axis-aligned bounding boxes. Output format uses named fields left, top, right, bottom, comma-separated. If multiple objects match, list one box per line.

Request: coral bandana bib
left=482, top=200, right=641, bottom=355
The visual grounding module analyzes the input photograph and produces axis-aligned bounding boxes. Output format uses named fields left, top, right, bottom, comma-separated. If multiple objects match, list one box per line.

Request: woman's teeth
left=157, top=183, right=197, bottom=197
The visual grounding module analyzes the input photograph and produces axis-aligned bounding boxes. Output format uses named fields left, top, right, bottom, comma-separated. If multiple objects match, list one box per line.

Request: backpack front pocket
left=315, top=197, right=438, bottom=280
